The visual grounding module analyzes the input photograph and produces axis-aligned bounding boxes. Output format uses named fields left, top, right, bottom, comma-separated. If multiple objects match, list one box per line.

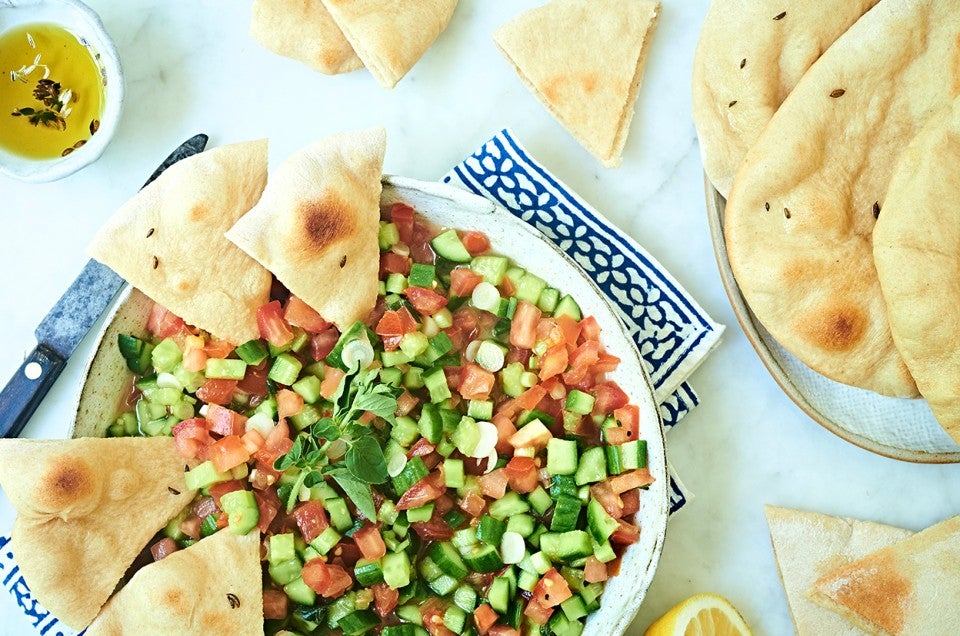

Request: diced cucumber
left=461, top=543, right=504, bottom=573
left=529, top=486, right=554, bottom=515
left=269, top=558, right=302, bottom=586
left=392, top=456, right=428, bottom=494
left=471, top=255, right=509, bottom=285
left=515, top=272, right=547, bottom=304
left=443, top=605, right=467, bottom=633
left=540, top=530, right=594, bottom=561
left=219, top=490, right=259, bottom=535
left=553, top=294, right=582, bottom=320
left=592, top=538, right=616, bottom=563
left=621, top=439, right=647, bottom=470
left=117, top=334, right=154, bottom=374
left=488, top=492, right=530, bottom=519
left=310, top=527, right=341, bottom=555
left=574, top=446, right=607, bottom=486
left=431, top=229, right=472, bottom=263
left=564, top=390, right=595, bottom=415
left=382, top=551, right=412, bottom=589
left=430, top=541, right=469, bottom=579
left=547, top=438, right=579, bottom=476
left=268, top=353, right=302, bottom=386
left=477, top=515, right=507, bottom=546
left=184, top=461, right=230, bottom=490
left=561, top=595, right=588, bottom=621
left=408, top=263, right=436, bottom=287
left=550, top=495, right=582, bottom=532
left=338, top=609, right=379, bottom=636
left=354, top=558, right=385, bottom=586
left=538, top=287, right=561, bottom=313
left=454, top=585, right=478, bottom=612
left=270, top=533, right=297, bottom=565
left=488, top=576, right=510, bottom=613
left=235, top=339, right=269, bottom=365
left=506, top=514, right=536, bottom=538
left=325, top=497, right=353, bottom=532
left=443, top=458, right=465, bottom=488
left=283, top=577, right=316, bottom=606
left=605, top=445, right=624, bottom=475
left=406, top=503, right=434, bottom=523
left=586, top=498, right=620, bottom=543
left=151, top=338, right=181, bottom=373
left=423, top=366, right=451, bottom=403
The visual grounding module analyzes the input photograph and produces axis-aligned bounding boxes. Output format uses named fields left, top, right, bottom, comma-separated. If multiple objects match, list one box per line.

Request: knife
left=0, top=134, right=209, bottom=439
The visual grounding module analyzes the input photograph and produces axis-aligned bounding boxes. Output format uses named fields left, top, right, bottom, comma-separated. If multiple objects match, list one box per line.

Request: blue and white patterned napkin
left=0, top=130, right=722, bottom=636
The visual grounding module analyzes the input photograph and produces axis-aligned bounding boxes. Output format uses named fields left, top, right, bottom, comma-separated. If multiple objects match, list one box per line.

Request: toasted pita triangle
left=808, top=514, right=960, bottom=635
left=226, top=127, right=385, bottom=330
left=0, top=438, right=195, bottom=629
left=85, top=529, right=262, bottom=635
left=494, top=0, right=660, bottom=168
left=765, top=506, right=912, bottom=635
left=319, top=0, right=458, bottom=89
left=88, top=140, right=272, bottom=345
left=250, top=0, right=363, bottom=75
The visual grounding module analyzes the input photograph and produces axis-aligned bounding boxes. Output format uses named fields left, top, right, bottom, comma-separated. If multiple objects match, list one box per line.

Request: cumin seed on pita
left=0, top=437, right=195, bottom=630
left=85, top=529, right=262, bottom=636
left=88, top=140, right=273, bottom=345
left=494, top=0, right=660, bottom=168
left=319, top=0, right=458, bottom=89
left=250, top=0, right=363, bottom=75
left=226, top=127, right=386, bottom=331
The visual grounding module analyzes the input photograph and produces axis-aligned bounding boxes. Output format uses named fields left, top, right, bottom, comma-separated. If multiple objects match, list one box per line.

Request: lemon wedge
left=644, top=593, right=752, bottom=636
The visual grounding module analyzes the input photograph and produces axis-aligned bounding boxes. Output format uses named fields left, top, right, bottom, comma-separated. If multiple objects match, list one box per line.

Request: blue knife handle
left=0, top=344, right=67, bottom=438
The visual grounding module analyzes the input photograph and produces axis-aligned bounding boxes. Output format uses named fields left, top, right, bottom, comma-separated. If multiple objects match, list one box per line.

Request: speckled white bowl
left=0, top=0, right=123, bottom=182
left=72, top=177, right=669, bottom=635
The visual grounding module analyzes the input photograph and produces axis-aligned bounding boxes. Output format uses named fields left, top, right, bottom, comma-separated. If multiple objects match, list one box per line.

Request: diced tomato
left=523, top=597, right=554, bottom=625
left=208, top=480, right=244, bottom=507
left=196, top=378, right=237, bottom=405
left=302, top=560, right=353, bottom=599
left=540, top=376, right=567, bottom=401
left=147, top=303, right=189, bottom=339
left=237, top=362, right=269, bottom=398
left=193, top=496, right=218, bottom=519
left=592, top=381, right=630, bottom=414
left=203, top=338, right=234, bottom=359
left=206, top=404, right=247, bottom=437
left=604, top=425, right=631, bottom=446
left=390, top=202, right=416, bottom=244
left=320, top=366, right=346, bottom=400
left=257, top=301, right=295, bottom=348
left=150, top=537, right=178, bottom=561
left=380, top=251, right=412, bottom=276
left=499, top=275, right=516, bottom=298
left=610, top=519, right=641, bottom=545
left=563, top=340, right=600, bottom=385
left=504, top=456, right=539, bottom=494
left=372, top=582, right=399, bottom=618
left=459, top=363, right=495, bottom=400
left=473, top=603, right=499, bottom=635
left=411, top=517, right=455, bottom=542
left=515, top=385, right=546, bottom=411
left=510, top=301, right=541, bottom=350
left=590, top=481, right=625, bottom=519
left=584, top=556, right=609, bottom=583
left=353, top=524, right=387, bottom=561
left=262, top=589, right=289, bottom=620
left=459, top=490, right=487, bottom=518
left=613, top=405, right=640, bottom=442
left=396, top=390, right=419, bottom=417
left=310, top=327, right=340, bottom=361
left=396, top=472, right=445, bottom=510
left=404, top=286, right=448, bottom=315
left=254, top=420, right=292, bottom=480
left=172, top=417, right=214, bottom=460
left=292, top=500, right=330, bottom=543
left=182, top=335, right=208, bottom=372
left=460, top=231, right=490, bottom=256
left=209, top=435, right=251, bottom=473
left=621, top=488, right=640, bottom=517
left=422, top=599, right=457, bottom=636
left=508, top=420, right=553, bottom=450
left=477, top=468, right=508, bottom=499
left=532, top=568, right=573, bottom=608
left=284, top=296, right=330, bottom=333
left=179, top=515, right=202, bottom=540
left=449, top=267, right=484, bottom=297
left=578, top=316, right=602, bottom=342
left=406, top=438, right=436, bottom=459
left=608, top=468, right=655, bottom=494
left=592, top=352, right=620, bottom=375
left=536, top=318, right=565, bottom=349
left=376, top=309, right=418, bottom=351
left=254, top=488, right=281, bottom=532
left=492, top=414, right=518, bottom=455
left=538, top=345, right=568, bottom=381
left=488, top=627, right=521, bottom=636
left=555, top=314, right=582, bottom=346
left=276, top=389, right=304, bottom=419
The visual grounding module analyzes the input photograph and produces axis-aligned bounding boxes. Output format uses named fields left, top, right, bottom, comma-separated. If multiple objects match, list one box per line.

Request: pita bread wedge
left=320, top=0, right=457, bottom=89
left=494, top=0, right=659, bottom=168
left=808, top=514, right=960, bottom=635
left=226, top=128, right=385, bottom=330
left=85, top=529, right=261, bottom=636
left=765, top=506, right=912, bottom=635
left=250, top=0, right=363, bottom=75
left=692, top=0, right=879, bottom=197
left=724, top=0, right=960, bottom=397
left=0, top=437, right=195, bottom=629
left=873, top=98, right=960, bottom=444
left=89, top=140, right=272, bottom=345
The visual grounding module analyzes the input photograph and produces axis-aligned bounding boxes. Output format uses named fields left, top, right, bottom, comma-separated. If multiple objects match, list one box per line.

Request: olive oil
left=0, top=23, right=105, bottom=160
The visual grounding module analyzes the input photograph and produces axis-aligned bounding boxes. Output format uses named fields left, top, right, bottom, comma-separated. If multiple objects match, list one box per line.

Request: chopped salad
left=110, top=202, right=654, bottom=636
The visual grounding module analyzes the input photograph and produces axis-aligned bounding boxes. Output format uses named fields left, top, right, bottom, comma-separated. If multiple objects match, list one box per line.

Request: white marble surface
left=1, top=1, right=959, bottom=634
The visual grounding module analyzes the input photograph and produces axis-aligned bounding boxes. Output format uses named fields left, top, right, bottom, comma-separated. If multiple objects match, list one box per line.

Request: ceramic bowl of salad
left=72, top=176, right=668, bottom=635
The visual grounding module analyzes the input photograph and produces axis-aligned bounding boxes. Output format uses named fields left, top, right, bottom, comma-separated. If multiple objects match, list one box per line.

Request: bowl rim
left=0, top=0, right=124, bottom=182
left=705, top=176, right=960, bottom=464
left=72, top=174, right=670, bottom=633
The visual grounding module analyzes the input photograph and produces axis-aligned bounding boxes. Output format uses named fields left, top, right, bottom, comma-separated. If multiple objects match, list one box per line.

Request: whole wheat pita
left=0, top=437, right=195, bottom=629
left=692, top=0, right=878, bottom=197
left=809, top=514, right=960, bottom=635
left=250, top=0, right=362, bottom=75
left=226, top=128, right=385, bottom=331
left=320, top=0, right=457, bottom=89
left=873, top=97, right=960, bottom=444
left=494, top=0, right=659, bottom=168
left=85, top=529, right=261, bottom=635
left=724, top=0, right=960, bottom=397
left=765, top=505, right=912, bottom=636
left=88, top=140, right=272, bottom=345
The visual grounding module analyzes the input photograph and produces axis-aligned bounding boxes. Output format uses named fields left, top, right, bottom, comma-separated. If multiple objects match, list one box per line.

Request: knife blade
left=0, top=134, right=209, bottom=439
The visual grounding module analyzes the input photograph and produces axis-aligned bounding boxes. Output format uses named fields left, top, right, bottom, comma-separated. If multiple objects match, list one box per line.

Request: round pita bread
left=725, top=0, right=960, bottom=397
left=692, top=0, right=878, bottom=197
left=874, top=98, right=960, bottom=443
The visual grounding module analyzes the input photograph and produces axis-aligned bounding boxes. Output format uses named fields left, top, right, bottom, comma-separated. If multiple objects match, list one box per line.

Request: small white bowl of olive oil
left=0, top=0, right=123, bottom=182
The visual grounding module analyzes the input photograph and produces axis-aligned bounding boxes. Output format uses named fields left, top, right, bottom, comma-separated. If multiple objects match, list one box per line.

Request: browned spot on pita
left=799, top=304, right=867, bottom=352
left=542, top=73, right=600, bottom=104
left=301, top=198, right=354, bottom=251
left=39, top=458, right=94, bottom=512
left=163, top=588, right=186, bottom=614
left=832, top=553, right=910, bottom=634
left=188, top=205, right=210, bottom=222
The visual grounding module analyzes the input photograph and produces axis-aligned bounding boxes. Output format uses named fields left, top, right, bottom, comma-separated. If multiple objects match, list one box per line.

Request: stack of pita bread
left=494, top=0, right=660, bottom=168
left=695, top=0, right=960, bottom=440
left=250, top=0, right=458, bottom=89
left=765, top=505, right=960, bottom=635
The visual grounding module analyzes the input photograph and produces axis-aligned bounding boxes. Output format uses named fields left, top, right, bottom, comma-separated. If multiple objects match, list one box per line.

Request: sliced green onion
left=471, top=282, right=501, bottom=313
left=475, top=341, right=506, bottom=372
left=343, top=338, right=375, bottom=371
left=500, top=531, right=525, bottom=564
